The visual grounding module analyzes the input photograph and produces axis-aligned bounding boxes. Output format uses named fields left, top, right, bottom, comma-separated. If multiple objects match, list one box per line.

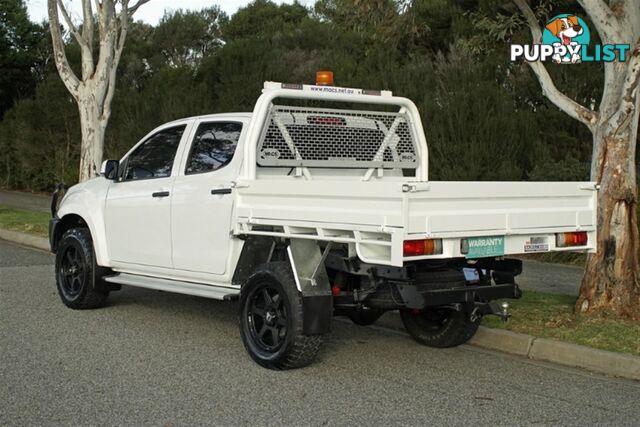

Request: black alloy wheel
left=239, top=262, right=323, bottom=370
left=55, top=228, right=109, bottom=309
left=246, top=284, right=289, bottom=352
left=59, top=244, right=87, bottom=299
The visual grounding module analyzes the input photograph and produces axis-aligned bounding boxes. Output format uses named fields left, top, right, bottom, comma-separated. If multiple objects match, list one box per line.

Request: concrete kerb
left=1, top=228, right=639, bottom=381
left=469, top=326, right=534, bottom=357
left=0, top=229, right=49, bottom=252
left=529, top=338, right=640, bottom=381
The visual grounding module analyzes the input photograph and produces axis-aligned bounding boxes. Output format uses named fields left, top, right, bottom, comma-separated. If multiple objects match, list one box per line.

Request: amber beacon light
left=316, top=70, right=334, bottom=86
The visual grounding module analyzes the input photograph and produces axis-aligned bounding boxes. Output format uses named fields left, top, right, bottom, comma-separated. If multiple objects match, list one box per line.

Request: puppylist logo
left=511, top=14, right=631, bottom=63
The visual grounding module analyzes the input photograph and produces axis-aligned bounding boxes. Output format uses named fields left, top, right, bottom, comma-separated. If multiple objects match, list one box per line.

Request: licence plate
left=466, top=236, right=505, bottom=259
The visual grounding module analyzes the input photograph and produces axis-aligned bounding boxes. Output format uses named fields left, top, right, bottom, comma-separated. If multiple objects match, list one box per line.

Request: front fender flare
left=56, top=188, right=110, bottom=267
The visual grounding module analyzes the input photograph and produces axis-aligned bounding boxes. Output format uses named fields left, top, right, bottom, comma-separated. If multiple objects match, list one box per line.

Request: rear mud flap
left=288, top=239, right=333, bottom=335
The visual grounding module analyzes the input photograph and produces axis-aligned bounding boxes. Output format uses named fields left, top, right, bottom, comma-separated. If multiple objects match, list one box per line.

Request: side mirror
left=100, top=159, right=119, bottom=180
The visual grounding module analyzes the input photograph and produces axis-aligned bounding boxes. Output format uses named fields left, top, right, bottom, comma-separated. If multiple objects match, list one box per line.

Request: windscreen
left=257, top=105, right=418, bottom=169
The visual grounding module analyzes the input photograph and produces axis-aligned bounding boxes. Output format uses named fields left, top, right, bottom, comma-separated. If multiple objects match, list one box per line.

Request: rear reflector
left=556, top=231, right=588, bottom=247
left=403, top=239, right=443, bottom=257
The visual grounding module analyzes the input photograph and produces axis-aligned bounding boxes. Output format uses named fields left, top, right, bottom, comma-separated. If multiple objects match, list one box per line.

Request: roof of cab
left=163, top=112, right=252, bottom=126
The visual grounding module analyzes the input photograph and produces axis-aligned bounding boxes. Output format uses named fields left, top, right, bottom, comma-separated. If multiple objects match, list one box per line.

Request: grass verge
left=482, top=290, right=640, bottom=357
left=0, top=205, right=49, bottom=237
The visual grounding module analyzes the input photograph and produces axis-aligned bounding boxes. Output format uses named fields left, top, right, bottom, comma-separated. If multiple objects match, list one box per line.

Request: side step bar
left=104, top=273, right=240, bottom=301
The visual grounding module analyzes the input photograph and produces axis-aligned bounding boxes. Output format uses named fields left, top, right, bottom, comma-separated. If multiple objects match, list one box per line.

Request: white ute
left=49, top=74, right=597, bottom=369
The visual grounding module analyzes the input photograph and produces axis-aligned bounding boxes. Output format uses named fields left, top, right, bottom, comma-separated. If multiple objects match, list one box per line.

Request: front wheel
left=239, top=262, right=322, bottom=369
left=400, top=308, right=479, bottom=348
left=55, top=228, right=109, bottom=309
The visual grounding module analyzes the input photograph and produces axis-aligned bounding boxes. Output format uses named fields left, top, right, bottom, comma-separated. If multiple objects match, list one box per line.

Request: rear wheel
left=239, top=262, right=322, bottom=369
left=414, top=268, right=467, bottom=290
left=400, top=308, right=479, bottom=348
left=55, top=228, right=109, bottom=309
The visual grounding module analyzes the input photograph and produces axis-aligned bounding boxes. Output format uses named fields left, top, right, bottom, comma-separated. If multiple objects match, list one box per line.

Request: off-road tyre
left=365, top=269, right=467, bottom=310
left=55, top=228, right=109, bottom=309
left=239, top=262, right=323, bottom=370
left=346, top=308, right=385, bottom=326
left=414, top=269, right=467, bottom=291
left=400, top=308, right=479, bottom=348
left=364, top=283, right=404, bottom=310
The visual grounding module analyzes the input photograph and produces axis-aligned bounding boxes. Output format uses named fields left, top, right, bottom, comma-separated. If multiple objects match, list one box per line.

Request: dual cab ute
left=49, top=75, right=597, bottom=369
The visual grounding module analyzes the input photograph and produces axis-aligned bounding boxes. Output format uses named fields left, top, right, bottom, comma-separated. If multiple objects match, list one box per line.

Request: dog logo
left=510, top=13, right=630, bottom=64
left=542, top=14, right=590, bottom=63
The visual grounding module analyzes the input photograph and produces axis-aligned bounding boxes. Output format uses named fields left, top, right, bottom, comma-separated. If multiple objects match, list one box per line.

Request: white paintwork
left=54, top=82, right=597, bottom=299
left=241, top=84, right=430, bottom=181
left=99, top=160, right=110, bottom=175
left=104, top=176, right=174, bottom=267
left=170, top=115, right=250, bottom=276
left=104, top=120, right=192, bottom=268
left=263, top=81, right=394, bottom=97
left=233, top=180, right=596, bottom=266
left=56, top=177, right=111, bottom=266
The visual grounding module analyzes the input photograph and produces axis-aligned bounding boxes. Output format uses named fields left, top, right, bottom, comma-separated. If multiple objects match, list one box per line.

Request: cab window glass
left=124, top=125, right=186, bottom=181
left=185, top=122, right=242, bottom=175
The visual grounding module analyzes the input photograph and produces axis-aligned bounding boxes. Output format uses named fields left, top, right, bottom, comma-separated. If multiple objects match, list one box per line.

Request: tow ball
left=470, top=301, right=512, bottom=322
left=496, top=301, right=512, bottom=321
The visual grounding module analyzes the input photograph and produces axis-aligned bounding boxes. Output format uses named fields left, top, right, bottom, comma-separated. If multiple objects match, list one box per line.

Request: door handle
left=211, top=188, right=232, bottom=195
left=152, top=191, right=170, bottom=198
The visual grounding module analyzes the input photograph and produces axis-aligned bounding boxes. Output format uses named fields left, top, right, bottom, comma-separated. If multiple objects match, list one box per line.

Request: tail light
left=556, top=231, right=588, bottom=247
left=403, top=239, right=443, bottom=257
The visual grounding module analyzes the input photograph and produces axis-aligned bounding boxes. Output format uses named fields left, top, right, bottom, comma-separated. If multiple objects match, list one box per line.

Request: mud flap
left=287, top=239, right=333, bottom=335
left=302, top=295, right=333, bottom=335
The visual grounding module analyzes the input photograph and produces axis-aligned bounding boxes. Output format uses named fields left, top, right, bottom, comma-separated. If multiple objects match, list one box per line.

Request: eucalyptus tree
left=513, top=0, right=640, bottom=319
left=47, top=0, right=149, bottom=181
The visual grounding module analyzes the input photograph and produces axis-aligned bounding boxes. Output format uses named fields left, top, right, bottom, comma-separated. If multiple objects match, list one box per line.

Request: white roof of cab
left=164, top=112, right=253, bottom=126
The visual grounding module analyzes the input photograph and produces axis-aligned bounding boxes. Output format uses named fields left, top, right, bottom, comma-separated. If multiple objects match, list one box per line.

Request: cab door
left=170, top=120, right=245, bottom=276
left=105, top=124, right=189, bottom=268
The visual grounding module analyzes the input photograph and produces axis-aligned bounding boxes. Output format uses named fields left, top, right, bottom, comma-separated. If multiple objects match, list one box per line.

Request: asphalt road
left=1, top=239, right=638, bottom=426
left=516, top=259, right=583, bottom=295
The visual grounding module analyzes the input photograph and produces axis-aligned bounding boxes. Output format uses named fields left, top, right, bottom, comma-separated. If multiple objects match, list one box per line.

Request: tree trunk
left=576, top=65, right=640, bottom=320
left=48, top=0, right=142, bottom=183
left=77, top=86, right=106, bottom=182
left=510, top=0, right=640, bottom=319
